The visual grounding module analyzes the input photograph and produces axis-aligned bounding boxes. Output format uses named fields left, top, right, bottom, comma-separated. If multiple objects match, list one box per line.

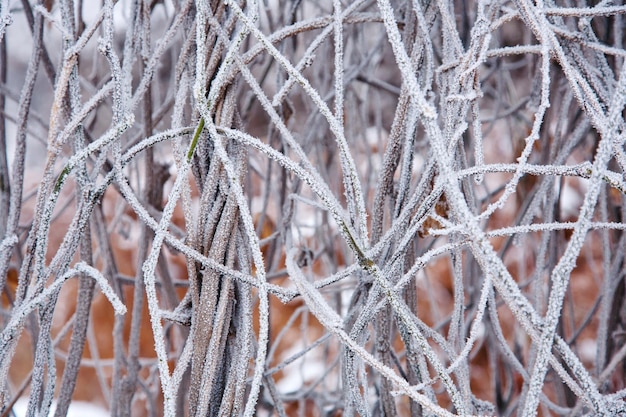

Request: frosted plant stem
left=0, top=0, right=11, bottom=42
left=271, top=0, right=369, bottom=105
left=521, top=50, right=626, bottom=417
left=2, top=0, right=626, bottom=414
left=216, top=127, right=359, bottom=260
left=377, top=0, right=607, bottom=413
left=53, top=1, right=95, bottom=412
left=476, top=37, right=551, bottom=222
left=1, top=263, right=125, bottom=348
left=200, top=114, right=270, bottom=417
left=0, top=4, right=43, bottom=307
left=227, top=1, right=369, bottom=247
left=105, top=168, right=289, bottom=299
left=365, top=260, right=466, bottom=413
left=0, top=118, right=131, bottom=406
left=135, top=164, right=188, bottom=416
left=286, top=249, right=463, bottom=417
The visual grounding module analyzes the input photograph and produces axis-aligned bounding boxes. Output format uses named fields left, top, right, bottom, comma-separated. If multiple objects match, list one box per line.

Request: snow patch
left=11, top=399, right=110, bottom=417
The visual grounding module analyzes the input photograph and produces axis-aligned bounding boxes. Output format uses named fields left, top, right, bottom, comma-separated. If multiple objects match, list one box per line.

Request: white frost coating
left=227, top=1, right=369, bottom=248
left=73, top=262, right=127, bottom=315
left=287, top=249, right=343, bottom=329
left=377, top=0, right=610, bottom=414
left=0, top=0, right=11, bottom=43
left=199, top=114, right=271, bottom=417
left=522, top=30, right=626, bottom=417
left=192, top=2, right=271, bottom=407
left=285, top=249, right=459, bottom=416
left=0, top=234, right=17, bottom=252
left=33, top=5, right=73, bottom=40
left=136, top=166, right=183, bottom=416
left=2, top=0, right=626, bottom=414
left=1, top=262, right=126, bottom=354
